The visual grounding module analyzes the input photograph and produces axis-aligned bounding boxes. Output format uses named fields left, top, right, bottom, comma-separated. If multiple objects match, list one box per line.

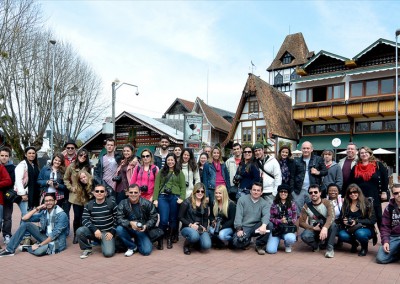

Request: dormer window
left=282, top=52, right=293, bottom=64
left=274, top=73, right=283, bottom=85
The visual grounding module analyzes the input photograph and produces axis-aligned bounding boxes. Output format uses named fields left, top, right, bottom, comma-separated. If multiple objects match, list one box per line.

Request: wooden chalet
left=223, top=73, right=298, bottom=155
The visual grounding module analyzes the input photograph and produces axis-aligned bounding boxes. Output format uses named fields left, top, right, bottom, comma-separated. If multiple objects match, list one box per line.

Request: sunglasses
left=142, top=155, right=150, bottom=158
left=243, top=151, right=252, bottom=154
left=79, top=154, right=87, bottom=157
left=393, top=192, right=400, bottom=196
left=128, top=191, right=140, bottom=195
left=349, top=191, right=359, bottom=195
left=95, top=190, right=105, bottom=193
left=196, top=190, right=205, bottom=194
left=66, top=147, right=75, bottom=150
left=279, top=190, right=288, bottom=194
left=308, top=191, right=319, bottom=195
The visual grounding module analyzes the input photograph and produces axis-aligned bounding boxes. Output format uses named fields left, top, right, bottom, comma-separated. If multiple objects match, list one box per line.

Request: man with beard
left=154, top=135, right=171, bottom=169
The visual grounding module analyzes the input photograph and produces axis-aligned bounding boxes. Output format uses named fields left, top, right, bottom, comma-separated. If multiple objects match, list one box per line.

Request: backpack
left=136, top=165, right=158, bottom=180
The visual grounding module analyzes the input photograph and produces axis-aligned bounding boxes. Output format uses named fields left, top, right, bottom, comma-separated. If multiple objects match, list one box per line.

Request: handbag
left=279, top=223, right=297, bottom=234
left=148, top=227, right=164, bottom=242
left=346, top=223, right=363, bottom=234
left=5, top=188, right=22, bottom=203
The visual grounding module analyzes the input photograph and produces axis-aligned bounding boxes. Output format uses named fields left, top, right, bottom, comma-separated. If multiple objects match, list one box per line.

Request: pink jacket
left=130, top=165, right=159, bottom=200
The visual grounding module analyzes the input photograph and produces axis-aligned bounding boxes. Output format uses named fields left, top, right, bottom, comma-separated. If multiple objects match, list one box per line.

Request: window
left=302, top=123, right=350, bottom=135
left=242, top=127, right=252, bottom=143
left=248, top=101, right=259, bottom=113
left=282, top=52, right=293, bottom=64
left=291, top=70, right=299, bottom=81
left=355, top=120, right=395, bottom=132
left=256, top=127, right=266, bottom=142
left=274, top=73, right=283, bottom=85
left=296, top=89, right=312, bottom=103
left=295, top=83, right=344, bottom=104
left=350, top=77, right=395, bottom=98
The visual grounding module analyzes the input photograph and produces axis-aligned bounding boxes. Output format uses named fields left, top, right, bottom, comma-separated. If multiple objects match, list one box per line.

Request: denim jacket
left=203, top=161, right=231, bottom=194
left=27, top=205, right=69, bottom=253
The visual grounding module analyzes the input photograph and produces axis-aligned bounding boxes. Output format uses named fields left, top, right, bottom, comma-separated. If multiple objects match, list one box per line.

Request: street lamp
left=396, top=29, right=400, bottom=180
left=111, top=80, right=139, bottom=138
left=49, top=40, right=56, bottom=160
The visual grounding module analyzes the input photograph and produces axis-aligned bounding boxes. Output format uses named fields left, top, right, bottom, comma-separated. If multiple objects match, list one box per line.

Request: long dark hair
left=341, top=183, right=371, bottom=218
left=51, top=153, right=66, bottom=174
left=122, top=144, right=135, bottom=163
left=75, top=148, right=90, bottom=171
left=238, top=146, right=254, bottom=174
left=182, top=148, right=197, bottom=172
left=24, top=146, right=39, bottom=167
left=273, top=185, right=293, bottom=206
left=161, top=153, right=180, bottom=177
left=197, top=152, right=208, bottom=169
left=277, top=145, right=292, bottom=161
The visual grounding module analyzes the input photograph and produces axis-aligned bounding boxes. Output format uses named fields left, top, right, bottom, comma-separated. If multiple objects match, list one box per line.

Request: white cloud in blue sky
left=39, top=0, right=400, bottom=121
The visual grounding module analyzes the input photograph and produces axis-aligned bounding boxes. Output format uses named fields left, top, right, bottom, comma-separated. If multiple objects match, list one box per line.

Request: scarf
left=354, top=161, right=376, bottom=181
left=279, top=159, right=290, bottom=184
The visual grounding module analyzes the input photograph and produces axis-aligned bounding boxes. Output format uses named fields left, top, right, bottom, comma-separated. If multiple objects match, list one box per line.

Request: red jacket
left=0, top=164, right=12, bottom=205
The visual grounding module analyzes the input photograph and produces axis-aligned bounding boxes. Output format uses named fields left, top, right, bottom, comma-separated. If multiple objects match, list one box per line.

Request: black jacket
left=293, top=154, right=327, bottom=194
left=179, top=198, right=209, bottom=229
left=209, top=201, right=236, bottom=230
left=116, top=197, right=158, bottom=230
left=279, top=158, right=295, bottom=191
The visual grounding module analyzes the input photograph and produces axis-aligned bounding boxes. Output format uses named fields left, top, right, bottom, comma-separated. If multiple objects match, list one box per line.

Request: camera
left=313, top=219, right=324, bottom=228
left=136, top=222, right=143, bottom=229
left=214, top=217, right=222, bottom=235
left=139, top=185, right=148, bottom=192
left=53, top=180, right=59, bottom=187
left=112, top=176, right=122, bottom=182
left=347, top=217, right=353, bottom=225
left=197, top=225, right=205, bottom=234
left=164, top=187, right=172, bottom=195
left=233, top=175, right=242, bottom=185
left=186, top=181, right=189, bottom=187
left=237, top=232, right=250, bottom=244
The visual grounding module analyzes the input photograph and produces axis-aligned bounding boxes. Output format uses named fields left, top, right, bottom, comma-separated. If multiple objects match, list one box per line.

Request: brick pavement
left=0, top=204, right=399, bottom=284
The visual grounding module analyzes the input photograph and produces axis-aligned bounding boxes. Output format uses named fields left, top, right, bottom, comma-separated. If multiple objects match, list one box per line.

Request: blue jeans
left=18, top=201, right=30, bottom=237
left=301, top=223, right=337, bottom=251
left=266, top=233, right=296, bottom=254
left=338, top=228, right=372, bottom=245
left=181, top=227, right=211, bottom=250
left=6, top=222, right=47, bottom=254
left=208, top=227, right=233, bottom=241
left=376, top=235, right=400, bottom=264
left=292, top=190, right=310, bottom=215
left=158, top=194, right=179, bottom=231
left=116, top=225, right=153, bottom=256
left=76, top=226, right=115, bottom=257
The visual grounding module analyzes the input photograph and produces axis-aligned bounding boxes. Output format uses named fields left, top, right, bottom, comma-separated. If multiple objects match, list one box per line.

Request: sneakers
left=325, top=250, right=335, bottom=258
left=255, top=246, right=266, bottom=255
left=80, top=249, right=92, bottom=259
left=4, top=235, right=10, bottom=245
left=285, top=246, right=292, bottom=253
left=0, top=250, right=14, bottom=257
left=18, top=245, right=31, bottom=252
left=124, top=248, right=137, bottom=257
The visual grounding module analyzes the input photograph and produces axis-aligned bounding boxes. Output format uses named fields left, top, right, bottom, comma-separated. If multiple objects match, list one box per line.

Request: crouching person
left=77, top=185, right=117, bottom=259
left=0, top=193, right=68, bottom=257
left=116, top=184, right=158, bottom=256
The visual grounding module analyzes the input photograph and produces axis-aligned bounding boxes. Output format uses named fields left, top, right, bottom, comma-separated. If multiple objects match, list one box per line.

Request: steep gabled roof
left=163, top=98, right=194, bottom=116
left=267, top=32, right=311, bottom=71
left=194, top=97, right=232, bottom=133
left=303, top=50, right=349, bottom=69
left=224, top=74, right=297, bottom=145
left=353, top=38, right=396, bottom=60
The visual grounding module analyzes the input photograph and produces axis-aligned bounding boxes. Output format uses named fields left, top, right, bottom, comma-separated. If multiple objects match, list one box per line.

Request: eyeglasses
left=308, top=191, right=319, bottom=195
left=95, top=190, right=105, bottom=193
left=349, top=191, right=359, bottom=195
left=142, top=155, right=150, bottom=158
left=393, top=192, right=400, bottom=196
left=79, top=154, right=87, bottom=157
left=128, top=191, right=140, bottom=195
left=196, top=190, right=205, bottom=194
left=243, top=151, right=252, bottom=154
left=66, top=147, right=75, bottom=150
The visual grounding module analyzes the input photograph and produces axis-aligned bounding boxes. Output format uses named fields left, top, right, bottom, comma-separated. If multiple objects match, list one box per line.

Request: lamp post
left=49, top=40, right=56, bottom=160
left=111, top=80, right=139, bottom=139
left=396, top=29, right=400, bottom=179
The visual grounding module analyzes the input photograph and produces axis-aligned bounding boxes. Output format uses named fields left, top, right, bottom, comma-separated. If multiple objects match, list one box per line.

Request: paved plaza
left=0, top=204, right=399, bottom=284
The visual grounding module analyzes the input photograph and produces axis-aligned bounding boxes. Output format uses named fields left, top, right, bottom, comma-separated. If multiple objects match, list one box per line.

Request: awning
left=297, top=135, right=351, bottom=150
left=352, top=133, right=396, bottom=149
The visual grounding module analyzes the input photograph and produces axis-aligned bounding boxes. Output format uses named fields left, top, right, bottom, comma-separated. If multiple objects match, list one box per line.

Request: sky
left=39, top=1, right=400, bottom=130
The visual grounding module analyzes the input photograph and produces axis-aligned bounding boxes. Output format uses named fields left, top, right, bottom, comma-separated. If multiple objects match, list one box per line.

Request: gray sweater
left=321, top=162, right=343, bottom=191
left=234, top=195, right=269, bottom=229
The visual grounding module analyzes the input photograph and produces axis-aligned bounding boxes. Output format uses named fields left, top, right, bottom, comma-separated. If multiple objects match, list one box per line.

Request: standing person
left=179, top=182, right=211, bottom=255
left=232, top=182, right=270, bottom=255
left=234, top=146, right=260, bottom=201
left=173, top=146, right=182, bottom=163
left=0, top=193, right=68, bottom=257
left=277, top=146, right=295, bottom=190
left=321, top=149, right=343, bottom=198
left=203, top=145, right=212, bottom=158
left=93, top=138, right=122, bottom=197
left=209, top=185, right=236, bottom=249
left=63, top=139, right=78, bottom=168
left=0, top=147, right=15, bottom=245
left=339, top=142, right=359, bottom=196
left=0, top=160, right=12, bottom=248
left=64, top=148, right=91, bottom=243
left=15, top=146, right=40, bottom=245
left=299, top=184, right=337, bottom=258
left=293, top=141, right=327, bottom=214
left=350, top=146, right=388, bottom=228
left=197, top=153, right=208, bottom=183
left=376, top=184, right=400, bottom=264
left=267, top=184, right=298, bottom=254
left=130, top=149, right=159, bottom=201
left=253, top=142, right=282, bottom=222
left=154, top=135, right=170, bottom=169
left=225, top=143, right=242, bottom=200
left=338, top=184, right=376, bottom=256
left=203, top=146, right=231, bottom=206
left=37, top=153, right=67, bottom=206
left=114, top=144, right=136, bottom=204
left=116, top=184, right=158, bottom=256
left=153, top=153, right=185, bottom=249
left=181, top=148, right=200, bottom=198
left=76, top=184, right=118, bottom=259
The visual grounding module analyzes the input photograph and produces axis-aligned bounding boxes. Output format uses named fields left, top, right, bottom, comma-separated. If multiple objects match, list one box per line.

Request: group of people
left=0, top=136, right=399, bottom=265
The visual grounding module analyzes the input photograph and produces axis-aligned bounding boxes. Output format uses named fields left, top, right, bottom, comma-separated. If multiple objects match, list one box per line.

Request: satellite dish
left=332, top=138, right=341, bottom=148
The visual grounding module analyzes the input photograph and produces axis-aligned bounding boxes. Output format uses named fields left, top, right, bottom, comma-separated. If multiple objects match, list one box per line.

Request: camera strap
left=307, top=202, right=326, bottom=224
left=161, top=173, right=173, bottom=192
left=259, top=156, right=275, bottom=180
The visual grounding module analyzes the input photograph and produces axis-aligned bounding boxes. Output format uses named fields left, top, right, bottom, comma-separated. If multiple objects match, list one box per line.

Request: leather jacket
left=116, top=197, right=158, bottom=230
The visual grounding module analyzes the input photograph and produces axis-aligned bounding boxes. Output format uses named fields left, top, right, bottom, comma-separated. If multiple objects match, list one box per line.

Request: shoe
left=172, top=232, right=179, bottom=243
left=73, top=234, right=78, bottom=244
left=350, top=242, right=359, bottom=253
left=312, top=245, right=320, bottom=252
left=157, top=239, right=164, bottom=250
left=80, top=249, right=92, bottom=259
left=325, top=250, right=334, bottom=258
left=255, top=246, right=266, bottom=255
left=0, top=250, right=14, bottom=257
left=183, top=239, right=191, bottom=255
left=124, top=248, right=136, bottom=257
left=22, top=238, right=31, bottom=246
left=285, top=246, right=292, bottom=253
left=4, top=235, right=11, bottom=245
left=18, top=245, right=31, bottom=252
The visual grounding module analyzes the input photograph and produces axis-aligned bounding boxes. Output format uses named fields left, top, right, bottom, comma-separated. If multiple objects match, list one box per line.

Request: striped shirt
left=82, top=199, right=117, bottom=235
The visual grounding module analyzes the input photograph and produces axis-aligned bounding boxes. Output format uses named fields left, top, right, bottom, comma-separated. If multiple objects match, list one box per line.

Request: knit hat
left=277, top=183, right=291, bottom=193
left=252, top=142, right=264, bottom=151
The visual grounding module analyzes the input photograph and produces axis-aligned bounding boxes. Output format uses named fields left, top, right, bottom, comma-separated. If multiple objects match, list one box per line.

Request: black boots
left=73, top=234, right=78, bottom=244
left=358, top=243, right=368, bottom=256
left=350, top=240, right=358, bottom=253
left=157, top=238, right=164, bottom=250
left=183, top=239, right=191, bottom=255
left=167, top=227, right=173, bottom=249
